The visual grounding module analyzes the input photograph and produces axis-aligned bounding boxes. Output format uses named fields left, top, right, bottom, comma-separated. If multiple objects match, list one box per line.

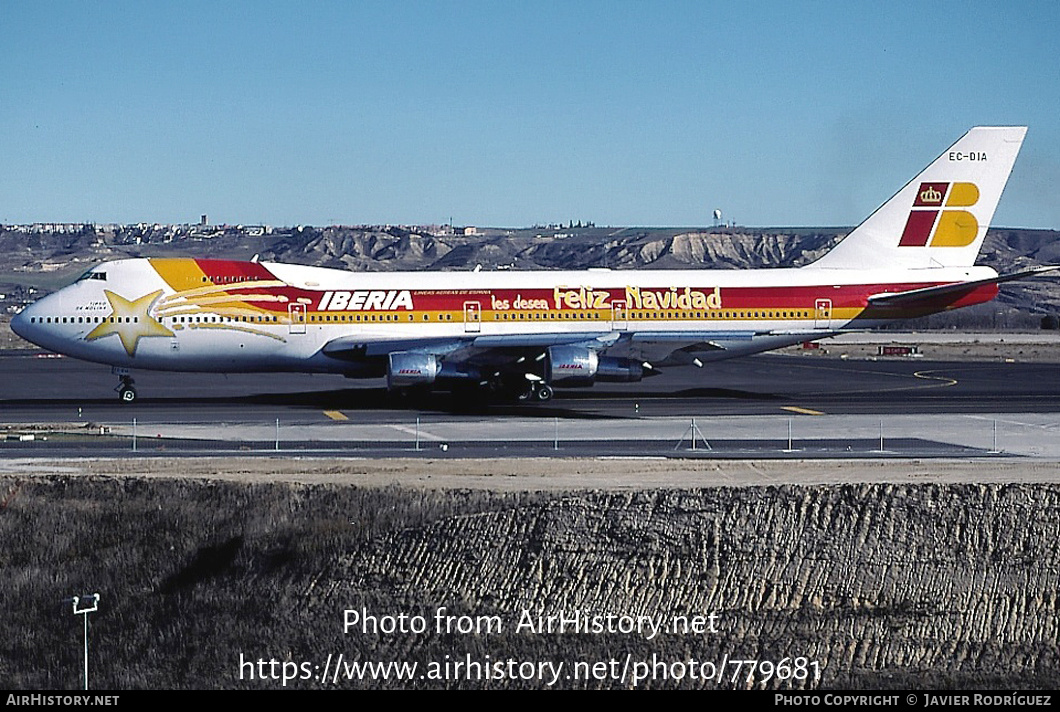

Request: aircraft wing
left=319, top=328, right=828, bottom=375
left=626, top=330, right=831, bottom=365
left=321, top=330, right=618, bottom=359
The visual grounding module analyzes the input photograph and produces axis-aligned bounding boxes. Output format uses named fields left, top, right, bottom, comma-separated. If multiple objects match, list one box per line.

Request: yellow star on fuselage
left=85, top=289, right=174, bottom=356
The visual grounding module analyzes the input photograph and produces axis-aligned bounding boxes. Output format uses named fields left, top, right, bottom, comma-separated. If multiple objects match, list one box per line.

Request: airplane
left=11, top=126, right=1055, bottom=404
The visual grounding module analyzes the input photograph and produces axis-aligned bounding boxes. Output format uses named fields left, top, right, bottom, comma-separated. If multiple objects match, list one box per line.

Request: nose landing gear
left=116, top=375, right=137, bottom=404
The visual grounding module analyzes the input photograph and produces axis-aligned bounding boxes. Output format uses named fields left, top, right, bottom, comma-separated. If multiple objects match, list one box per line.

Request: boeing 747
left=12, top=126, right=1051, bottom=403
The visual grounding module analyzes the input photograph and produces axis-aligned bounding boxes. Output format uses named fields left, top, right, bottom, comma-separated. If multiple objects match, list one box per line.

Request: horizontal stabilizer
left=867, top=266, right=1059, bottom=307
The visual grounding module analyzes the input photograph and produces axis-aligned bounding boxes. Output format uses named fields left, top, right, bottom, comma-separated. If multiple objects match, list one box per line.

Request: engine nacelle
left=596, top=356, right=645, bottom=383
left=547, top=345, right=598, bottom=385
left=546, top=346, right=643, bottom=385
left=387, top=351, right=441, bottom=389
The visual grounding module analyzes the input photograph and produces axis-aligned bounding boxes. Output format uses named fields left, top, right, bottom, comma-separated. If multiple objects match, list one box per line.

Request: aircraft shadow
left=0, top=385, right=786, bottom=417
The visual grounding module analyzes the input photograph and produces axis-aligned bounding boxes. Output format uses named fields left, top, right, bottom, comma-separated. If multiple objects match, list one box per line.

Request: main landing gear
left=519, top=382, right=554, bottom=402
left=484, top=372, right=555, bottom=403
left=116, top=375, right=137, bottom=404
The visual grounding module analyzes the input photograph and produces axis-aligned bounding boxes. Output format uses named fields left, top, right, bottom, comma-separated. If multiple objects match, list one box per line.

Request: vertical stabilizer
left=811, top=126, right=1026, bottom=270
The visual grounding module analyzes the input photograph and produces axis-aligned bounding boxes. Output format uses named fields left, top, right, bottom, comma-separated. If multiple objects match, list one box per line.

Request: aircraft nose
left=10, top=300, right=46, bottom=346
left=10, top=306, right=30, bottom=340
left=12, top=292, right=72, bottom=353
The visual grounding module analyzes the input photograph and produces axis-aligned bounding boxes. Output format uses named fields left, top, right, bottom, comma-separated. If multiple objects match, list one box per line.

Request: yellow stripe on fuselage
left=150, top=258, right=212, bottom=292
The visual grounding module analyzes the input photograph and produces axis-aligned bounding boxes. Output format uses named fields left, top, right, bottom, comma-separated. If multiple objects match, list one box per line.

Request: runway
left=2, top=348, right=1060, bottom=420
left=3, top=348, right=1060, bottom=459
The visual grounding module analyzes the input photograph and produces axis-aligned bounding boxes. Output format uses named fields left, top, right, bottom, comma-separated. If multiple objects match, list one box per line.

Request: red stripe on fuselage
left=193, top=259, right=278, bottom=282
left=165, top=272, right=995, bottom=316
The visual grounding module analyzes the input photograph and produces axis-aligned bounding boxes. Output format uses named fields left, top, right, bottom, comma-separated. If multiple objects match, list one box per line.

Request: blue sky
left=2, top=1, right=1058, bottom=228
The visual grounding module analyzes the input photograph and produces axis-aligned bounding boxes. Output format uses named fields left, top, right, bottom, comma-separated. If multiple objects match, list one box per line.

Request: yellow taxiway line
left=781, top=406, right=825, bottom=416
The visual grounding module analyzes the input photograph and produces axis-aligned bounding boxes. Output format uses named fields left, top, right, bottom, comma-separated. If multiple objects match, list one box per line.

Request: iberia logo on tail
left=898, top=182, right=980, bottom=247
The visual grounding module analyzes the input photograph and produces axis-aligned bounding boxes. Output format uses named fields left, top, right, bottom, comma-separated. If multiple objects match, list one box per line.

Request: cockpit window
left=76, top=270, right=107, bottom=282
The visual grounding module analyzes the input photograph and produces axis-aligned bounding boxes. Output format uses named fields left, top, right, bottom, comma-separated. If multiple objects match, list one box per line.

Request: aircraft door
left=463, top=301, right=481, bottom=333
left=611, top=299, right=628, bottom=331
left=289, top=303, right=306, bottom=334
left=814, top=299, right=832, bottom=329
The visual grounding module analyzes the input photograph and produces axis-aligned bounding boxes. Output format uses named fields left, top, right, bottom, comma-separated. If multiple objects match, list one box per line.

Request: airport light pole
left=71, top=593, right=100, bottom=690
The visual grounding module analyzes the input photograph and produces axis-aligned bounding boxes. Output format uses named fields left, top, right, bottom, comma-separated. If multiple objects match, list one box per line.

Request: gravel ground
left=4, top=456, right=1060, bottom=489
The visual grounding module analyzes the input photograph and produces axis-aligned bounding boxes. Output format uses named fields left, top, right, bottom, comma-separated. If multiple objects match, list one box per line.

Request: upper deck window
left=76, top=270, right=107, bottom=282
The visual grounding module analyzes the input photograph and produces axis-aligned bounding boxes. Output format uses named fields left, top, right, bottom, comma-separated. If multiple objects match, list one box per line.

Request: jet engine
left=546, top=346, right=643, bottom=385
left=387, top=352, right=441, bottom=389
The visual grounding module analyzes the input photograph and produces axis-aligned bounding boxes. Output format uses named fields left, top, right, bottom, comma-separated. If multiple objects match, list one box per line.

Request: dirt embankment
left=3, top=466, right=1058, bottom=689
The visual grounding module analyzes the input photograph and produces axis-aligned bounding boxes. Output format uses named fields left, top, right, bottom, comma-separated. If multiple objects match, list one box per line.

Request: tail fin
left=811, top=126, right=1026, bottom=270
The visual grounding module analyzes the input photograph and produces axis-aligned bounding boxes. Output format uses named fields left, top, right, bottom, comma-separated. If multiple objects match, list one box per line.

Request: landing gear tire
left=117, top=376, right=137, bottom=404
left=514, top=380, right=554, bottom=403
